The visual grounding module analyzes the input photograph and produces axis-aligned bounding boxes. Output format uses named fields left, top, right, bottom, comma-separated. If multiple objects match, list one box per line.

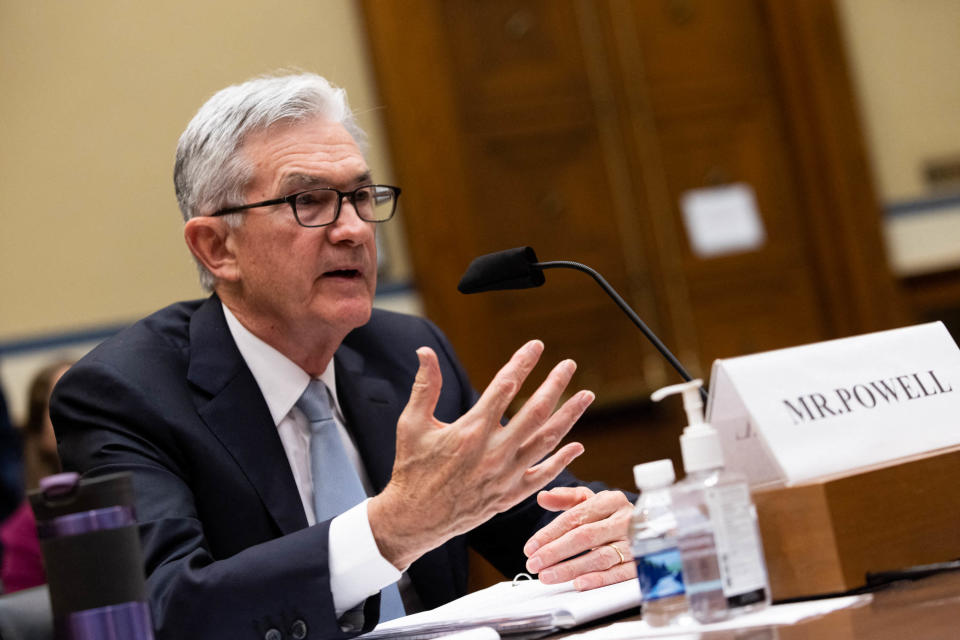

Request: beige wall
left=0, top=0, right=405, bottom=342
left=837, top=0, right=960, bottom=277
left=0, top=0, right=423, bottom=421
left=838, top=0, right=960, bottom=202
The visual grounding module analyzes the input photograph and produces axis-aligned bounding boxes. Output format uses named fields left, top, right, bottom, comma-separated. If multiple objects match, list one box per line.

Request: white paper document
left=565, top=594, right=870, bottom=639
left=433, top=628, right=499, bottom=640
left=367, top=578, right=641, bottom=638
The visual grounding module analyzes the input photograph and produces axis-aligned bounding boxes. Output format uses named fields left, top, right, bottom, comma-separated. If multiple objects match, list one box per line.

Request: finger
left=470, top=340, right=544, bottom=426
left=525, top=487, right=607, bottom=557
left=533, top=490, right=628, bottom=547
left=512, top=388, right=592, bottom=469
left=538, top=540, right=631, bottom=585
left=526, top=517, right=617, bottom=574
left=400, top=347, right=442, bottom=424
left=522, top=442, right=585, bottom=484
left=524, top=487, right=594, bottom=557
left=572, top=560, right=639, bottom=591
left=536, top=486, right=595, bottom=512
left=524, top=491, right=631, bottom=565
left=506, top=442, right=584, bottom=512
left=501, top=359, right=577, bottom=446
left=572, top=557, right=638, bottom=591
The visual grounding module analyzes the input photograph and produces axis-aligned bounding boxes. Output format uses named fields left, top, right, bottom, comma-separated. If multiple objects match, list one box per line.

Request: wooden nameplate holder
left=753, top=445, right=960, bottom=601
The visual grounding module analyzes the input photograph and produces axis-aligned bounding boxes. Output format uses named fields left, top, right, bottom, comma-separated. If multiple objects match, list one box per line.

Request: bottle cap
left=633, top=459, right=676, bottom=490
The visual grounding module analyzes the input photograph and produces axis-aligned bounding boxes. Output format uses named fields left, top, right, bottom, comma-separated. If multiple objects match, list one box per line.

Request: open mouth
left=324, top=269, right=361, bottom=279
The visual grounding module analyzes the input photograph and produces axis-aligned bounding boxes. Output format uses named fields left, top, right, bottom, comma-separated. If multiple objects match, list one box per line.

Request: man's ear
left=184, top=217, right=241, bottom=283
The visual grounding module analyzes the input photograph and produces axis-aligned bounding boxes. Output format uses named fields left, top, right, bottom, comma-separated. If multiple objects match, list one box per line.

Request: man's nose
left=326, top=198, right=372, bottom=242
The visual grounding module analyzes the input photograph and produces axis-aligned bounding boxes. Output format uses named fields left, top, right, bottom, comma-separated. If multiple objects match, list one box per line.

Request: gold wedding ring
left=607, top=543, right=626, bottom=565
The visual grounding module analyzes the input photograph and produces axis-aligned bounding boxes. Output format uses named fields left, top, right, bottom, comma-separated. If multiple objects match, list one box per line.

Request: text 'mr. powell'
left=783, top=370, right=953, bottom=425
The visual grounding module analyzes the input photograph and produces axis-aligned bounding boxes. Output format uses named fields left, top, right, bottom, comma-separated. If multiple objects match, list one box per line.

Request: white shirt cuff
left=329, top=498, right=403, bottom=617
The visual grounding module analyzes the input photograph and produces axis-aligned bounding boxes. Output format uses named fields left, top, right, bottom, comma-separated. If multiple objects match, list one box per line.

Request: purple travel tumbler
left=29, top=472, right=154, bottom=640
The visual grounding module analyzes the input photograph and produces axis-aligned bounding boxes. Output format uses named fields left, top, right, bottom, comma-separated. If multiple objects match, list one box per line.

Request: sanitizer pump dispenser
left=652, top=379, right=771, bottom=623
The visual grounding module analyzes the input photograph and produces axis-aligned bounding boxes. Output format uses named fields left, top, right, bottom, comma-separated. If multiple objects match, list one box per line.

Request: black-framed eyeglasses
left=211, top=184, right=401, bottom=228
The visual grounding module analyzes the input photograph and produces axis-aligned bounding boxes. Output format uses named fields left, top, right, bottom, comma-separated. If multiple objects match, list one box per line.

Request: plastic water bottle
left=629, top=459, right=689, bottom=627
left=672, top=466, right=769, bottom=622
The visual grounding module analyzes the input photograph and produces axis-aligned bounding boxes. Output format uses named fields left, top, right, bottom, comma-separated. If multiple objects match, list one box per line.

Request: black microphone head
left=457, top=246, right=546, bottom=294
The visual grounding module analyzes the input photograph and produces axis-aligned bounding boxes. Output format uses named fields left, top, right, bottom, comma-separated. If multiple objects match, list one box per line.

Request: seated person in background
left=51, top=73, right=635, bottom=639
left=1, top=361, right=71, bottom=593
left=0, top=380, right=20, bottom=525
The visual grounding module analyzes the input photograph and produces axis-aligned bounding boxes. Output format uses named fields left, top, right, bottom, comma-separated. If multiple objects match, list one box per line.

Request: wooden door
left=361, top=0, right=904, bottom=405
left=364, top=0, right=674, bottom=403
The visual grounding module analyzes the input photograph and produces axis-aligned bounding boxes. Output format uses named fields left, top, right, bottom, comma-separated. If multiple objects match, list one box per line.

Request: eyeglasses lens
left=293, top=186, right=395, bottom=226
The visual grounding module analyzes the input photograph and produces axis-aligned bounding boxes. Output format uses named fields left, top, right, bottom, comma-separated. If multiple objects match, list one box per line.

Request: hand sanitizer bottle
left=629, top=459, right=690, bottom=627
left=652, top=379, right=771, bottom=624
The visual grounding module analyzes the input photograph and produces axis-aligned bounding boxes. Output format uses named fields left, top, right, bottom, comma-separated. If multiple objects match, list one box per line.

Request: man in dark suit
left=51, top=73, right=635, bottom=639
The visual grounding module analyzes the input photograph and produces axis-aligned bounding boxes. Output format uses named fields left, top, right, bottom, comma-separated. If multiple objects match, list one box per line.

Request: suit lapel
left=186, top=296, right=308, bottom=535
left=333, top=343, right=401, bottom=494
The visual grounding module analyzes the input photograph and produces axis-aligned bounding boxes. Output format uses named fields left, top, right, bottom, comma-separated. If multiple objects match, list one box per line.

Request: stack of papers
left=366, top=578, right=641, bottom=639
left=365, top=577, right=871, bottom=639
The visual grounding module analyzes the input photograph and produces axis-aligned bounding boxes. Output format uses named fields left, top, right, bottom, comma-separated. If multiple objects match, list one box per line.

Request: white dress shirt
left=221, top=304, right=402, bottom=616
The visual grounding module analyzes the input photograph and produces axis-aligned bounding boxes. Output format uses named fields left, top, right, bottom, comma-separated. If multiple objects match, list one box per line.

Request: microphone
left=458, top=246, right=708, bottom=401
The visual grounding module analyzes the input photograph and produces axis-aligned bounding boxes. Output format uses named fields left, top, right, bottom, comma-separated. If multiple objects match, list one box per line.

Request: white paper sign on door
left=680, top=183, right=766, bottom=258
left=706, top=322, right=960, bottom=487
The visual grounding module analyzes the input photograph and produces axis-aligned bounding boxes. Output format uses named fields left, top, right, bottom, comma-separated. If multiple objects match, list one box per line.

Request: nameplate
left=706, top=322, right=960, bottom=487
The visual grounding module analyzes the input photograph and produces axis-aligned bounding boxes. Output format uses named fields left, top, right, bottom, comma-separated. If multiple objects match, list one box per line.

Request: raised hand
left=368, top=340, right=595, bottom=569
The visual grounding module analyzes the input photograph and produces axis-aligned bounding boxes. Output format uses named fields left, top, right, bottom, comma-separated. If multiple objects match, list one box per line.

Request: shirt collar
left=221, top=303, right=339, bottom=425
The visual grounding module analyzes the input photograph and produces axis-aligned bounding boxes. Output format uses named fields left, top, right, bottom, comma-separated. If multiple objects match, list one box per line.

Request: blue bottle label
left=635, top=547, right=686, bottom=602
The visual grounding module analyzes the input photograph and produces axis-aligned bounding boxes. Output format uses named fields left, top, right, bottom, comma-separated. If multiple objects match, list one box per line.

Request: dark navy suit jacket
left=51, top=296, right=599, bottom=639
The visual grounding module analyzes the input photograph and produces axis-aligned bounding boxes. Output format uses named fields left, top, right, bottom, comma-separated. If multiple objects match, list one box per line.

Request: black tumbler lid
left=28, top=472, right=135, bottom=522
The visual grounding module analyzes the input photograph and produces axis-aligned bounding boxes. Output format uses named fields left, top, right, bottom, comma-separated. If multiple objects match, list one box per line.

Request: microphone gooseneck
left=458, top=247, right=708, bottom=402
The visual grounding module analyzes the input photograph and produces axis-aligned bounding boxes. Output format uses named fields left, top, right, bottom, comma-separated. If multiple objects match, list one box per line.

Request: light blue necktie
left=297, top=379, right=406, bottom=622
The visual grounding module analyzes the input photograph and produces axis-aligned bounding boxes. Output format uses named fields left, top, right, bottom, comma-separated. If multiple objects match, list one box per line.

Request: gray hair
left=174, top=72, right=368, bottom=290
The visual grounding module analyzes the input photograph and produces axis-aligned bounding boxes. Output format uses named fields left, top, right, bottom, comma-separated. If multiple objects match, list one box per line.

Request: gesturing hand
left=368, top=340, right=595, bottom=570
left=523, top=486, right=635, bottom=590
